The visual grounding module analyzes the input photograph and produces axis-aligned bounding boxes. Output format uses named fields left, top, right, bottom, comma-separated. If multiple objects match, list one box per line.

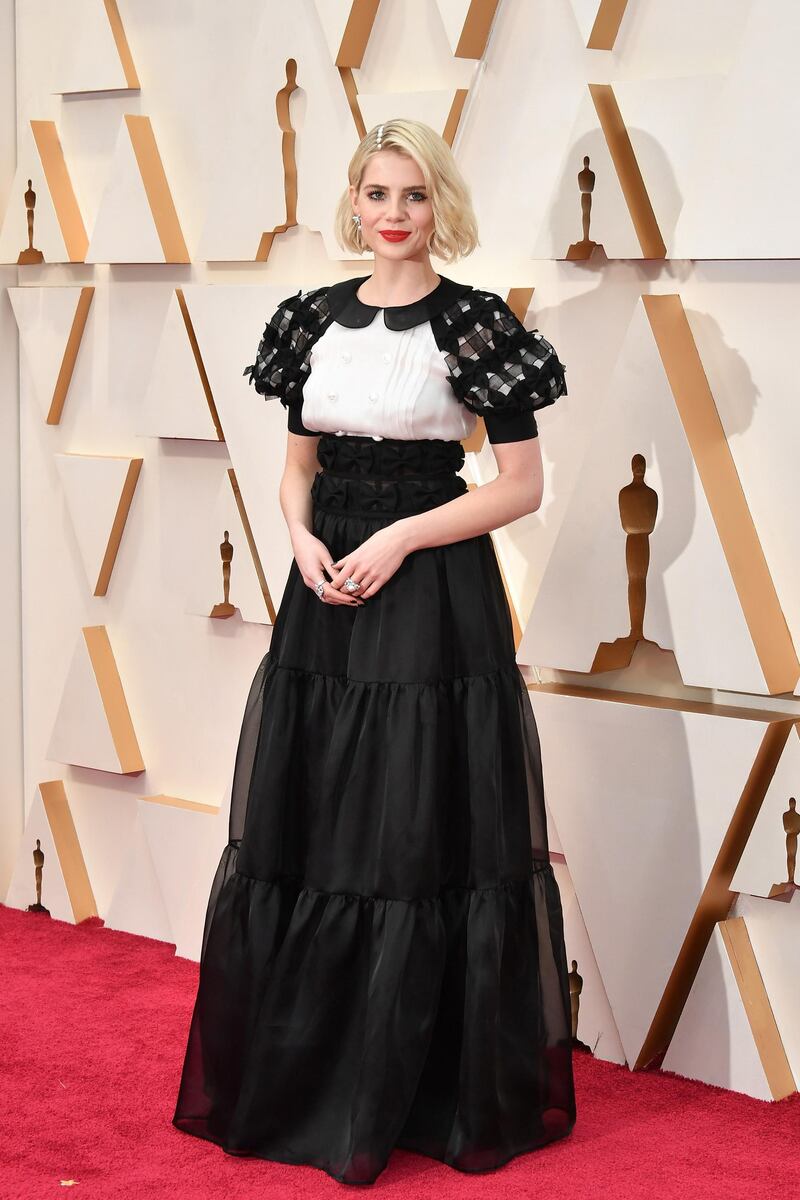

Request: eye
left=366, top=189, right=428, bottom=203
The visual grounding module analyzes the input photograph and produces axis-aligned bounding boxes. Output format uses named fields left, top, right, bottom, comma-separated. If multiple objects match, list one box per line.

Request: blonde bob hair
left=334, top=118, right=480, bottom=265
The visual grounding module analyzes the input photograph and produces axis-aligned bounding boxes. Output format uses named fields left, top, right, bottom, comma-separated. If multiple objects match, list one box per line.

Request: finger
left=303, top=570, right=362, bottom=604
left=339, top=575, right=366, bottom=600
left=303, top=574, right=345, bottom=603
left=322, top=582, right=363, bottom=606
left=327, top=562, right=353, bottom=590
left=355, top=577, right=380, bottom=599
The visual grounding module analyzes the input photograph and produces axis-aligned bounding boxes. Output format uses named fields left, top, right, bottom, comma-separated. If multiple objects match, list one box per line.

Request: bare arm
left=394, top=435, right=545, bottom=554
left=279, top=431, right=320, bottom=543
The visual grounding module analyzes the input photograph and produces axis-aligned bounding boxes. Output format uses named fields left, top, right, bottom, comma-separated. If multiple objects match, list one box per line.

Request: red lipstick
left=379, top=230, right=411, bottom=241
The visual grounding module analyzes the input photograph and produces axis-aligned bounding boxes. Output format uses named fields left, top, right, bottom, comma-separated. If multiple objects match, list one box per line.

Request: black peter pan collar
left=326, top=273, right=472, bottom=331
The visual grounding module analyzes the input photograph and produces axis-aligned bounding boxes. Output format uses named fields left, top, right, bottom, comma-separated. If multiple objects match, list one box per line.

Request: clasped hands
left=295, top=521, right=414, bottom=606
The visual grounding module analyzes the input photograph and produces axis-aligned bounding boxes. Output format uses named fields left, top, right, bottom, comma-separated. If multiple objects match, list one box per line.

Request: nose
left=386, top=197, right=408, bottom=222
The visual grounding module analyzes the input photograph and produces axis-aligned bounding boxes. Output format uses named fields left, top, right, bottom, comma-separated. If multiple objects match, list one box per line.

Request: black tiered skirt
left=172, top=433, right=576, bottom=1185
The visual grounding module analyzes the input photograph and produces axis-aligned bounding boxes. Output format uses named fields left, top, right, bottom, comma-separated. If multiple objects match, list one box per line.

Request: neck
left=357, top=258, right=440, bottom=307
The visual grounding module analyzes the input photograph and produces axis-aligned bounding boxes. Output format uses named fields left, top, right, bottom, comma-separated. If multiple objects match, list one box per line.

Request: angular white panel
left=661, top=923, right=773, bottom=1100
left=434, top=0, right=481, bottom=55
left=8, top=286, right=88, bottom=420
left=139, top=291, right=219, bottom=440
left=185, top=471, right=270, bottom=625
left=533, top=89, right=641, bottom=260
left=732, top=726, right=800, bottom=899
left=139, top=798, right=225, bottom=961
left=51, top=0, right=131, bottom=95
left=47, top=635, right=120, bottom=771
left=86, top=117, right=169, bottom=264
left=673, top=0, right=800, bottom=258
left=312, top=0, right=357, bottom=58
left=54, top=453, right=138, bottom=594
left=521, top=301, right=767, bottom=693
left=567, top=0, right=610, bottom=44
left=552, top=860, right=627, bottom=1066
left=602, top=0, right=752, bottom=77
left=0, top=124, right=72, bottom=264
left=613, top=75, right=724, bottom=249
left=668, top=270, right=800, bottom=668
left=46, top=629, right=136, bottom=774
left=533, top=690, right=770, bottom=1067
left=452, top=0, right=583, bottom=262
left=104, top=815, right=172, bottom=945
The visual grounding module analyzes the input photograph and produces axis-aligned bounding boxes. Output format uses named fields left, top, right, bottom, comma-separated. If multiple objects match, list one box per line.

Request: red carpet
left=1, top=901, right=797, bottom=1199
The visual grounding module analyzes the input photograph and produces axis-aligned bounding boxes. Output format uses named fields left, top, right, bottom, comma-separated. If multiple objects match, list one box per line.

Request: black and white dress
left=172, top=273, right=576, bottom=1185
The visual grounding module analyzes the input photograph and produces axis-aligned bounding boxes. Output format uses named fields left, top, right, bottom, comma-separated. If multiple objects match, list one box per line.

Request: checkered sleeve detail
left=434, top=289, right=568, bottom=418
left=242, top=286, right=329, bottom=410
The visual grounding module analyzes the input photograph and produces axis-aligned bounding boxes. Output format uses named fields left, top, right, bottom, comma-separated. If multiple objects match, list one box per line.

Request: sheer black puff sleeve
left=242, top=286, right=325, bottom=435
left=436, top=289, right=568, bottom=443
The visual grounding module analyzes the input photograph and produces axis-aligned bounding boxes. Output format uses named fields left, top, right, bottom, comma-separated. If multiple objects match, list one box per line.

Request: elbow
left=496, top=465, right=544, bottom=518
left=522, top=483, right=544, bottom=516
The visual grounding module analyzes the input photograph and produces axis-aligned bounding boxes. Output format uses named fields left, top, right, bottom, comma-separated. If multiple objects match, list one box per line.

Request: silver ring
left=314, top=579, right=325, bottom=598
left=343, top=577, right=361, bottom=593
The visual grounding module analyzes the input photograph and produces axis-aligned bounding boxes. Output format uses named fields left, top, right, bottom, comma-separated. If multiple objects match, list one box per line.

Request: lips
left=379, top=231, right=411, bottom=241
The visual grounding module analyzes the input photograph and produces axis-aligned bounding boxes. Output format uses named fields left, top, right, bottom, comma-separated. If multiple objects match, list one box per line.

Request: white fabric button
left=340, top=350, right=352, bottom=363
left=328, top=391, right=338, bottom=403
left=368, top=390, right=379, bottom=402
left=381, top=351, right=391, bottom=364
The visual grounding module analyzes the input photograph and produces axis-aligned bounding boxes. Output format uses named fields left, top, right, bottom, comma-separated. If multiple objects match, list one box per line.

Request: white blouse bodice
left=301, top=314, right=477, bottom=442
left=243, top=274, right=569, bottom=445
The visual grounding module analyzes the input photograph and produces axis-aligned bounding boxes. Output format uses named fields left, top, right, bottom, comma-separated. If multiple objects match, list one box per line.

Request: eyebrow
left=363, top=183, right=427, bottom=190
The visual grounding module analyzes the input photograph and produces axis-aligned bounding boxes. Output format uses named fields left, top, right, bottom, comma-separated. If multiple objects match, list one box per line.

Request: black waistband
left=315, top=433, right=465, bottom=481
left=312, top=434, right=468, bottom=517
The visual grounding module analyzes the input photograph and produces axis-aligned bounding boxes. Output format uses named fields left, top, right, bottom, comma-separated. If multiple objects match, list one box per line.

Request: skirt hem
left=171, top=1112, right=576, bottom=1187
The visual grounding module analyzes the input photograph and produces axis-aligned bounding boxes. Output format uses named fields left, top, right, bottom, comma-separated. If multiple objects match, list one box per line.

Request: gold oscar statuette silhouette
left=209, top=530, right=238, bottom=618
left=26, top=838, right=51, bottom=916
left=768, top=796, right=800, bottom=902
left=568, top=959, right=591, bottom=1053
left=18, top=178, right=45, bottom=265
left=592, top=453, right=673, bottom=673
left=254, top=59, right=300, bottom=260
left=566, top=155, right=605, bottom=261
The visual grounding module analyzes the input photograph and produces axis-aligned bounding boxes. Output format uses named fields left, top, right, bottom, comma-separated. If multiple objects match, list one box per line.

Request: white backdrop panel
left=532, top=689, right=771, bottom=1066
left=661, top=923, right=772, bottom=1100
left=522, top=300, right=767, bottom=693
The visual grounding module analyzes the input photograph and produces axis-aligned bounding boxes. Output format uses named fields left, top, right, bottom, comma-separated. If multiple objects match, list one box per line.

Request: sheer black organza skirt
left=171, top=432, right=576, bottom=1185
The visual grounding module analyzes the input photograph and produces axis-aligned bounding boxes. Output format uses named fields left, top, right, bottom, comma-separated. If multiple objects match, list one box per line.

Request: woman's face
left=350, top=150, right=435, bottom=262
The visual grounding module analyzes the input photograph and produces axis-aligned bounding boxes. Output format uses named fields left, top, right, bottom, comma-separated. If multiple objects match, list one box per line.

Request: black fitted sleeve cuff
left=287, top=404, right=321, bottom=436
left=482, top=409, right=538, bottom=443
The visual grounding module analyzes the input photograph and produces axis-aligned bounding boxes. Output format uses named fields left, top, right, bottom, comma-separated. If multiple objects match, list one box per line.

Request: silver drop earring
left=352, top=213, right=362, bottom=229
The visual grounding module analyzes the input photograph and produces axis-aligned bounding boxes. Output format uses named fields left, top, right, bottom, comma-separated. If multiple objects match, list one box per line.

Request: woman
left=172, top=118, right=576, bottom=1185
